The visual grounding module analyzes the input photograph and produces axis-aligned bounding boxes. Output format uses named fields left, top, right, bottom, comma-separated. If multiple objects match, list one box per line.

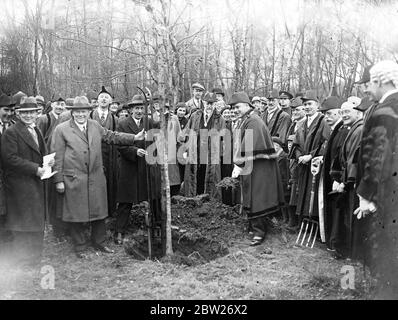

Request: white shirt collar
left=74, top=120, right=87, bottom=131
left=132, top=116, right=141, bottom=126
left=379, top=88, right=398, bottom=103
left=330, top=119, right=342, bottom=131
left=51, top=110, right=59, bottom=119
left=98, top=107, right=108, bottom=118
left=307, top=112, right=319, bottom=127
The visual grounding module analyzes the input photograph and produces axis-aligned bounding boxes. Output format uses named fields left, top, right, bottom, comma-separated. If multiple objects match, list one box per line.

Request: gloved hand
left=332, top=181, right=340, bottom=192
left=231, top=165, right=243, bottom=178
left=337, top=183, right=345, bottom=193
left=354, top=195, right=377, bottom=219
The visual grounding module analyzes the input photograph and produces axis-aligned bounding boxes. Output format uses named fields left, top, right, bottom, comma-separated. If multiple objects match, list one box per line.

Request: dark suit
left=1, top=120, right=48, bottom=263
left=115, top=116, right=161, bottom=235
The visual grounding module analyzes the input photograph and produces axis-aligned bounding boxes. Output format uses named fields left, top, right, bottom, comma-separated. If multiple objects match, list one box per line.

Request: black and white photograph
left=0, top=0, right=397, bottom=303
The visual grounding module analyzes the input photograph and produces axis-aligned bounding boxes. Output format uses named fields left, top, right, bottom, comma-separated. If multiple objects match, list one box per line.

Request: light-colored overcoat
left=51, top=118, right=136, bottom=223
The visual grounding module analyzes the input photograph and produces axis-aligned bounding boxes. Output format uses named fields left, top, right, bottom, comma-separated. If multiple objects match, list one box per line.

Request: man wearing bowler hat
left=186, top=83, right=205, bottom=117
left=291, top=90, right=330, bottom=225
left=229, top=91, right=284, bottom=246
left=1, top=96, right=54, bottom=266
left=51, top=96, right=145, bottom=258
left=318, top=96, right=350, bottom=254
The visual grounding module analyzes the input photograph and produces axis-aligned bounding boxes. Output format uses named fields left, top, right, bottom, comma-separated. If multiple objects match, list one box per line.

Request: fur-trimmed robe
left=291, top=113, right=330, bottom=217
left=234, top=111, right=285, bottom=218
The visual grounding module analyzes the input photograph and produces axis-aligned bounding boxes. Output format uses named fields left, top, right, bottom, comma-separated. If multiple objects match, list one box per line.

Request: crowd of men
left=0, top=59, right=397, bottom=298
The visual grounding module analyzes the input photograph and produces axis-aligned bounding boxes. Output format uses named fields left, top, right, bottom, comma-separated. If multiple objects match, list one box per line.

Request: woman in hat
left=1, top=97, right=54, bottom=266
left=51, top=96, right=145, bottom=258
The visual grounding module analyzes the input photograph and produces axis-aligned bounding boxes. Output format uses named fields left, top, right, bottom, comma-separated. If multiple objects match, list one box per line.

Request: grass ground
left=0, top=199, right=375, bottom=300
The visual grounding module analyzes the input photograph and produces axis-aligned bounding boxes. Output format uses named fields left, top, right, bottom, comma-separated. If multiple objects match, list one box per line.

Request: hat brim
left=301, top=98, right=319, bottom=103
left=67, top=104, right=93, bottom=110
left=16, top=107, right=41, bottom=112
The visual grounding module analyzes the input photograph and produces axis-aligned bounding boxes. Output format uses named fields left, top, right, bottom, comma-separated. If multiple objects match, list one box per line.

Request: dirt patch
left=123, top=195, right=246, bottom=265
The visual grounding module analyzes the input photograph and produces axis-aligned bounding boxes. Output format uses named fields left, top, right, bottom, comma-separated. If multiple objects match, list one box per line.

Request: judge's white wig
left=370, top=60, right=398, bottom=88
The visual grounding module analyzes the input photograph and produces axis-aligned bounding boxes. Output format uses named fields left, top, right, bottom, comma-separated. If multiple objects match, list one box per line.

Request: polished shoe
left=250, top=236, right=264, bottom=246
left=93, top=245, right=114, bottom=254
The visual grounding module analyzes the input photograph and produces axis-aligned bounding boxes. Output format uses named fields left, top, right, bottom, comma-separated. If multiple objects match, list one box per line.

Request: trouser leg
left=115, top=203, right=133, bottom=234
left=196, top=164, right=207, bottom=195
left=90, top=219, right=107, bottom=247
left=250, top=216, right=267, bottom=239
left=328, top=201, right=341, bottom=250
left=69, top=223, right=87, bottom=253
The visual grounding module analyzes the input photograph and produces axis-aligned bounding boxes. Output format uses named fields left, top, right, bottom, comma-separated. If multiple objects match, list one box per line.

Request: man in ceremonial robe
left=292, top=90, right=330, bottom=221
left=355, top=61, right=398, bottom=298
left=230, top=92, right=284, bottom=246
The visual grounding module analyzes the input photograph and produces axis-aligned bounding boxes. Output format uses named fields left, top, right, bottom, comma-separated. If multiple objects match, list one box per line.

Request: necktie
left=27, top=125, right=39, bottom=146
left=100, top=113, right=106, bottom=125
left=82, top=125, right=88, bottom=138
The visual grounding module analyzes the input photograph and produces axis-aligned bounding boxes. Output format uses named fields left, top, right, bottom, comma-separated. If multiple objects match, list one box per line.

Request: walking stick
left=137, top=86, right=154, bottom=259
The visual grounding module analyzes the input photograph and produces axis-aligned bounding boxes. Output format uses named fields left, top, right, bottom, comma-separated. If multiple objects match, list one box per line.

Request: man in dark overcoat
left=36, top=96, right=68, bottom=240
left=1, top=97, right=54, bottom=266
left=114, top=95, right=161, bottom=244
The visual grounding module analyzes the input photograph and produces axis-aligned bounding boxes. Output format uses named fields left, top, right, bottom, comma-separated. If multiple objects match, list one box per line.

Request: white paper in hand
left=41, top=152, right=58, bottom=180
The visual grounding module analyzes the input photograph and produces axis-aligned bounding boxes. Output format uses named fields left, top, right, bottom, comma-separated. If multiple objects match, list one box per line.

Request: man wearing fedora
left=180, top=92, right=225, bottom=199
left=186, top=83, right=205, bottom=117
left=229, top=91, right=284, bottom=246
left=291, top=90, right=330, bottom=225
left=114, top=94, right=162, bottom=244
left=51, top=96, right=145, bottom=258
left=1, top=96, right=54, bottom=266
left=89, top=86, right=119, bottom=218
left=261, top=89, right=291, bottom=148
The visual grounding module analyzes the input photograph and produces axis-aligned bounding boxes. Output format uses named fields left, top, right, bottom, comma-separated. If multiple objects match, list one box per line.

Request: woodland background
left=0, top=0, right=397, bottom=103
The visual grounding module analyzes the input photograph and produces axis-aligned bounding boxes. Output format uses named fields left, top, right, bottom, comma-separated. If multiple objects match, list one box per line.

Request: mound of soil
left=124, top=195, right=247, bottom=265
